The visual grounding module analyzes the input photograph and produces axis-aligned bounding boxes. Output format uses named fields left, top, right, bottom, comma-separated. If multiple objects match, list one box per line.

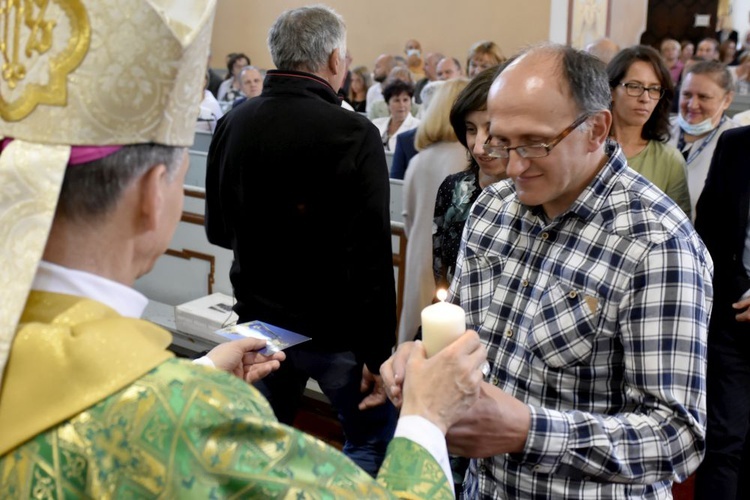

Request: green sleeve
left=377, top=437, right=455, bottom=499
left=0, top=358, right=453, bottom=499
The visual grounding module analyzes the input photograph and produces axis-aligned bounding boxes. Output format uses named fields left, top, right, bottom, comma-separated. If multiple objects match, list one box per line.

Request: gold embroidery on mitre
left=0, top=0, right=90, bottom=121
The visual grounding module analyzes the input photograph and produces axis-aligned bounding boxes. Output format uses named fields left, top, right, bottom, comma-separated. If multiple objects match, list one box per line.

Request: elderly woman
left=398, top=78, right=468, bottom=343
left=217, top=52, right=251, bottom=104
left=466, top=41, right=505, bottom=78
left=371, top=79, right=420, bottom=151
left=668, top=60, right=739, bottom=219
left=368, top=67, right=420, bottom=119
left=607, top=46, right=691, bottom=217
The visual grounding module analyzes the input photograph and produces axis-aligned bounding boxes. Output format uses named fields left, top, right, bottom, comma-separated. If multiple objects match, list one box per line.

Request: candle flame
left=436, top=289, right=447, bottom=302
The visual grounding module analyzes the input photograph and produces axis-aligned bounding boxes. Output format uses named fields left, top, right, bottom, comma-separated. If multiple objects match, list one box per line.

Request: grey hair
left=240, top=65, right=266, bottom=77
left=512, top=43, right=611, bottom=115
left=420, top=80, right=445, bottom=110
left=686, top=60, right=734, bottom=93
left=56, top=144, right=185, bottom=222
left=267, top=5, right=347, bottom=74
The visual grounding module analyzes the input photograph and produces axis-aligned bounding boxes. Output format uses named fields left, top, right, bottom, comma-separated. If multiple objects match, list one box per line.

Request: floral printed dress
left=432, top=169, right=481, bottom=290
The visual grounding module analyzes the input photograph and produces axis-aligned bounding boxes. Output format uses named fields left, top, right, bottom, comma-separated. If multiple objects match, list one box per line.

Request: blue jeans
left=253, top=347, right=397, bottom=476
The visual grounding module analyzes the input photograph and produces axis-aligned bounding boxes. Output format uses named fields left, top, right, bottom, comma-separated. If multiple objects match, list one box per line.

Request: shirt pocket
left=459, top=252, right=505, bottom=327
left=528, top=278, right=599, bottom=369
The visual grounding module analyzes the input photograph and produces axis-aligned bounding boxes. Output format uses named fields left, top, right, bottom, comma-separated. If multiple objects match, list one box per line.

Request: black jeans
left=253, top=345, right=397, bottom=477
left=695, top=312, right=750, bottom=500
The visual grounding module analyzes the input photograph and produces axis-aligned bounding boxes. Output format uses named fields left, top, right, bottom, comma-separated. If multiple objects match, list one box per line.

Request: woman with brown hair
left=466, top=41, right=505, bottom=78
left=607, top=45, right=691, bottom=217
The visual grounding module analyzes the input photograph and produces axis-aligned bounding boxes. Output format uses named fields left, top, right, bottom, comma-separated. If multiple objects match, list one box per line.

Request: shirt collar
left=529, top=139, right=625, bottom=224
left=31, top=261, right=148, bottom=318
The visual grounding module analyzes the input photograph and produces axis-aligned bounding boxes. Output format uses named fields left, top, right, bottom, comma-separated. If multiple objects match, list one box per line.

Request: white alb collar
left=31, top=261, right=148, bottom=318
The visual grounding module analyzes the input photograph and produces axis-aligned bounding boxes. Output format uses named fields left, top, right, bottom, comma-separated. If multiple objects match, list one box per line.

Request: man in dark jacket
left=694, top=125, right=750, bottom=500
left=205, top=5, right=397, bottom=476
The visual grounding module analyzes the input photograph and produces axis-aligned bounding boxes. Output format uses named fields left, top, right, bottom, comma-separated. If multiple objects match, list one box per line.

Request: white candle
left=421, top=289, right=466, bottom=357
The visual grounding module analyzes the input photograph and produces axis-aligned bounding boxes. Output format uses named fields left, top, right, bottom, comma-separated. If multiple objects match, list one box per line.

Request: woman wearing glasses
left=607, top=46, right=692, bottom=218
left=668, top=60, right=738, bottom=220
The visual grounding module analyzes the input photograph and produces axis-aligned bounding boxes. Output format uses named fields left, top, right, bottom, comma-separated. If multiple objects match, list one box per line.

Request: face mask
left=406, top=49, right=421, bottom=58
left=677, top=112, right=719, bottom=136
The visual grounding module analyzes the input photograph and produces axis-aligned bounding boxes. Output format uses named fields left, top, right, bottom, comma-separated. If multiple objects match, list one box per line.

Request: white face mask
left=406, top=49, right=421, bottom=58
left=677, top=113, right=717, bottom=136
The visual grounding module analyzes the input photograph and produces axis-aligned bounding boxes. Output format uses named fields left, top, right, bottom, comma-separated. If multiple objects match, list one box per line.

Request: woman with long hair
left=607, top=45, right=691, bottom=217
left=347, top=65, right=371, bottom=113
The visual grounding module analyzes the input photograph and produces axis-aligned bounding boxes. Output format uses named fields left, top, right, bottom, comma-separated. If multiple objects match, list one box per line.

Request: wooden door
left=640, top=0, right=719, bottom=48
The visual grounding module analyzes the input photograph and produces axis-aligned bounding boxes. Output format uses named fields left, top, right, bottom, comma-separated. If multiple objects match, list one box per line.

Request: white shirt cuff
left=192, top=356, right=215, bottom=368
left=395, top=415, right=453, bottom=494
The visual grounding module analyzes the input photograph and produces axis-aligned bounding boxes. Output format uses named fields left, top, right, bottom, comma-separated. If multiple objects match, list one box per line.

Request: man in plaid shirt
left=383, top=43, right=713, bottom=498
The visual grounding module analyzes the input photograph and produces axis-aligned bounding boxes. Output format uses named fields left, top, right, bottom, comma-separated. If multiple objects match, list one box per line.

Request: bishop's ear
left=136, top=163, right=169, bottom=233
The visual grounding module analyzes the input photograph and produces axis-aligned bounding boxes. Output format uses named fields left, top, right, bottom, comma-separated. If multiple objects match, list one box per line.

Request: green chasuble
left=0, top=292, right=452, bottom=499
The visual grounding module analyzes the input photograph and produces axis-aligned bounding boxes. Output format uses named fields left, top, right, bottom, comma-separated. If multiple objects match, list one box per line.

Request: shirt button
left=491, top=375, right=499, bottom=386
left=505, top=329, right=513, bottom=338
left=522, top=279, right=529, bottom=287
left=533, top=465, right=541, bottom=471
left=568, top=290, right=578, bottom=299
left=541, top=232, right=549, bottom=240
left=479, top=464, right=487, bottom=474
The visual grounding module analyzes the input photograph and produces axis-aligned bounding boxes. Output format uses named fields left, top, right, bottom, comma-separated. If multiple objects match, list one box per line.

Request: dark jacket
left=205, top=70, right=396, bottom=372
left=695, top=126, right=750, bottom=323
left=389, top=128, right=419, bottom=180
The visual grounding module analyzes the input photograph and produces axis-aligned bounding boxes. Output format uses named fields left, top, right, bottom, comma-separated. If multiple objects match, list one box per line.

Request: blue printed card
left=216, top=321, right=311, bottom=355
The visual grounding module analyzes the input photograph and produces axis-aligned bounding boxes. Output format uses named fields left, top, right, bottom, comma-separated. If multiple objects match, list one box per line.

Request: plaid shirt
left=454, top=143, right=712, bottom=499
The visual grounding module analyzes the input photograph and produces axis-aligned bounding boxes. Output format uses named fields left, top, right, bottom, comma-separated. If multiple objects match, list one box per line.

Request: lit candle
left=421, top=289, right=466, bottom=357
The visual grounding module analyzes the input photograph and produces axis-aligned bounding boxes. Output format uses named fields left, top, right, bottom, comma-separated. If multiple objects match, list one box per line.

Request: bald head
left=424, top=52, right=444, bottom=81
left=373, top=54, right=396, bottom=83
left=494, top=45, right=610, bottom=116
left=487, top=45, right=612, bottom=218
left=585, top=38, right=620, bottom=64
left=405, top=39, right=422, bottom=53
left=436, top=57, right=462, bottom=80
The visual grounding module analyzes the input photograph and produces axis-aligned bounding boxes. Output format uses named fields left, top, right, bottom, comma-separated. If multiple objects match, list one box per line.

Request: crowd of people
left=4, top=1, right=750, bottom=498
left=200, top=17, right=750, bottom=498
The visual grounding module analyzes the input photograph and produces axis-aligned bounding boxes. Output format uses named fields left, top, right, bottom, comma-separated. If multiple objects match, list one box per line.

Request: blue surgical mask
left=406, top=49, right=421, bottom=58
left=677, top=112, right=718, bottom=136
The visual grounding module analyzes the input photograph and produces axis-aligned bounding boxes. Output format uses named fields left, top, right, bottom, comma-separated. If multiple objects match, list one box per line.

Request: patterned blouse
left=432, top=168, right=480, bottom=290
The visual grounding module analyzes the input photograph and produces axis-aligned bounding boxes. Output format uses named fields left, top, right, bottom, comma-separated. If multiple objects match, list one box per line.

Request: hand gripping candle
left=421, top=289, right=466, bottom=357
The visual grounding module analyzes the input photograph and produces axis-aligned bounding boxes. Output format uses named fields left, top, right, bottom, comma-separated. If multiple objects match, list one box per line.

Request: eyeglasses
left=482, top=113, right=591, bottom=159
left=620, top=82, right=664, bottom=100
